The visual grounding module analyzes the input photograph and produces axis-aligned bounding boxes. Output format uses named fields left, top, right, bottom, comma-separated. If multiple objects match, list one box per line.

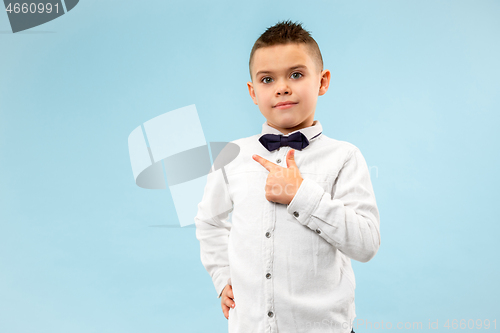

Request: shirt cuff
left=215, top=267, right=231, bottom=299
left=286, top=178, right=324, bottom=225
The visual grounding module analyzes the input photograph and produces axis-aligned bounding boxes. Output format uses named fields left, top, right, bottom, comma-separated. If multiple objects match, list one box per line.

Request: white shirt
left=195, top=120, right=381, bottom=333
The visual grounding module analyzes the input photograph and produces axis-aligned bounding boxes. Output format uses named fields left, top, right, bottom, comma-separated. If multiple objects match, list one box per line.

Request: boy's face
left=247, top=43, right=330, bottom=135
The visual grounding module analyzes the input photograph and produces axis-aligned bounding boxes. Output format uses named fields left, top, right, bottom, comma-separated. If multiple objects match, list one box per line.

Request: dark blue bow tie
left=259, top=131, right=310, bottom=152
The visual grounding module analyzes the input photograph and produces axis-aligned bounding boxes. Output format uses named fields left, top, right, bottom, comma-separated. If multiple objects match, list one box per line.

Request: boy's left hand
left=252, top=149, right=303, bottom=205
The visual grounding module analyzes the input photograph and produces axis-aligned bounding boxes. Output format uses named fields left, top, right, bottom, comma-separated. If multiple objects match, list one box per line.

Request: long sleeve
left=286, top=147, right=381, bottom=263
left=194, top=166, right=234, bottom=298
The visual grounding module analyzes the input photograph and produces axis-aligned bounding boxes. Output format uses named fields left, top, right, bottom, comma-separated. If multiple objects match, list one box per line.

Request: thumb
left=286, top=149, right=298, bottom=168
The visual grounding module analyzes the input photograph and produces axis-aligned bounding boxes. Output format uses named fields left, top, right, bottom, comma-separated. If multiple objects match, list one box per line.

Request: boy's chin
left=271, top=118, right=301, bottom=127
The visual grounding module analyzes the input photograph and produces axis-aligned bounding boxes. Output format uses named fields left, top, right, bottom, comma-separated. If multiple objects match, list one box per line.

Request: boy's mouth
left=274, top=101, right=298, bottom=109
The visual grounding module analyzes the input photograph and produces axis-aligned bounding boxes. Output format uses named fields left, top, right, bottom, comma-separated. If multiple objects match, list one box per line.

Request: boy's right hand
left=221, top=284, right=235, bottom=319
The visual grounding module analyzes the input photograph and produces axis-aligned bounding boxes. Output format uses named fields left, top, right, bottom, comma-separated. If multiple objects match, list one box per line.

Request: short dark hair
left=249, top=20, right=323, bottom=80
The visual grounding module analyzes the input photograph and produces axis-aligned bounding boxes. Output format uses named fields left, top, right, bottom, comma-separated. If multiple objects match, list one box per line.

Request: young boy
left=194, top=20, right=380, bottom=333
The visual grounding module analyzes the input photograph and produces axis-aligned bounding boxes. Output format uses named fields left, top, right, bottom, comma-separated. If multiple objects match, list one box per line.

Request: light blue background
left=1, top=0, right=499, bottom=332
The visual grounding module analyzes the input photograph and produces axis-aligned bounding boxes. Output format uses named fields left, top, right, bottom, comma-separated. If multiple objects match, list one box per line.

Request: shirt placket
left=264, top=146, right=289, bottom=333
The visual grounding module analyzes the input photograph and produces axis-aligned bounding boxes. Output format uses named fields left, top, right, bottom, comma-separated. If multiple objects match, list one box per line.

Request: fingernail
left=232, top=303, right=235, bottom=308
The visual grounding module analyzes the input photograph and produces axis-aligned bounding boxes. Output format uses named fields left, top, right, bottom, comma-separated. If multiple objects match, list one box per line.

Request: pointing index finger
left=252, top=154, right=276, bottom=171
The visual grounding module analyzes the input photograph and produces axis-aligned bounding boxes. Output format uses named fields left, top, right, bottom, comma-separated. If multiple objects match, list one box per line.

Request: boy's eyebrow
left=256, top=65, right=307, bottom=77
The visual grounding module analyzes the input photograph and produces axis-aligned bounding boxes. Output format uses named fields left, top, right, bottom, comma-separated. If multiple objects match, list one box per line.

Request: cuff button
left=315, top=229, right=321, bottom=234
left=293, top=211, right=299, bottom=218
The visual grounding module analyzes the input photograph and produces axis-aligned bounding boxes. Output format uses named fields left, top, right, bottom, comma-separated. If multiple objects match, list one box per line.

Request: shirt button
left=266, top=273, right=271, bottom=279
left=268, top=311, right=274, bottom=318
left=315, top=228, right=321, bottom=234
left=276, top=158, right=281, bottom=163
left=293, top=211, right=299, bottom=218
left=265, top=232, right=271, bottom=238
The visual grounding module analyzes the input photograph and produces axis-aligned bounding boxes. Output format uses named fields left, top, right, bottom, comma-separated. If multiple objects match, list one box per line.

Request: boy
left=194, top=20, right=380, bottom=333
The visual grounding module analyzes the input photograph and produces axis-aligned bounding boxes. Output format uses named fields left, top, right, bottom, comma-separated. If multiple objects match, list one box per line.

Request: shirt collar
left=260, top=120, right=323, bottom=143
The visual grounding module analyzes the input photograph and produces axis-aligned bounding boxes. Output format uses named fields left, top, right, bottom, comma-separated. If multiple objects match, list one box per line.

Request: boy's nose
left=276, top=82, right=291, bottom=95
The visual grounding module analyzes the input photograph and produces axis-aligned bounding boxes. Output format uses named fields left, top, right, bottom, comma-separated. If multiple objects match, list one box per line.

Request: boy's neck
left=266, top=119, right=317, bottom=135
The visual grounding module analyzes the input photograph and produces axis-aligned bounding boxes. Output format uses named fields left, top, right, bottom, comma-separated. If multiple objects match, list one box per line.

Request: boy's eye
left=260, top=72, right=302, bottom=84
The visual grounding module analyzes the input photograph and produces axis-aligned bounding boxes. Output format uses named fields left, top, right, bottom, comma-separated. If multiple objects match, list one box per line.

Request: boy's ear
left=318, top=69, right=331, bottom=96
left=247, top=81, right=258, bottom=105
